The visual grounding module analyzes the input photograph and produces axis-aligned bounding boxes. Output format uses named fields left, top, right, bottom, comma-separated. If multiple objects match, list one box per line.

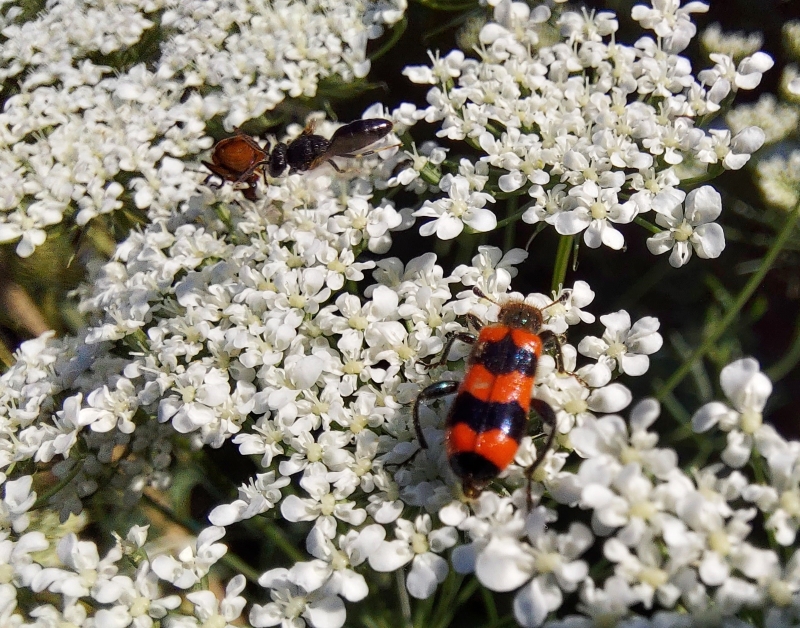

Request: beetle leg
left=524, top=398, right=557, bottom=509
left=465, top=313, right=484, bottom=331
left=420, top=331, right=476, bottom=370
left=413, top=380, right=460, bottom=449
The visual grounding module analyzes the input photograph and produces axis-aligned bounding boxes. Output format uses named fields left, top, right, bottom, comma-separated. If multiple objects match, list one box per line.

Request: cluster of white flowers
left=0, top=0, right=405, bottom=257
left=757, top=152, right=800, bottom=211
left=0, top=497, right=245, bottom=628
left=2, top=164, right=799, bottom=626
left=392, top=0, right=770, bottom=267
left=2, top=1, right=798, bottom=628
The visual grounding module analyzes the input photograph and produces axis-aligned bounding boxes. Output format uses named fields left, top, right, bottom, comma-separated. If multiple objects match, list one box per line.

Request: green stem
left=413, top=0, right=478, bottom=10
left=634, top=215, right=661, bottom=234
left=766, top=314, right=800, bottom=382
left=141, top=493, right=264, bottom=584
left=369, top=17, right=407, bottom=62
left=494, top=206, right=527, bottom=229
left=503, top=196, right=518, bottom=252
left=655, top=202, right=800, bottom=401
left=0, top=336, right=13, bottom=369
left=551, top=234, right=574, bottom=294
left=32, top=458, right=86, bottom=509
left=679, top=164, right=724, bottom=189
left=420, top=161, right=443, bottom=187
left=396, top=570, right=413, bottom=628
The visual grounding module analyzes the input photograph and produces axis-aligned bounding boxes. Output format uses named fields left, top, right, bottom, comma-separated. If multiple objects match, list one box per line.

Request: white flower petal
left=513, top=578, right=549, bottom=628
left=720, top=358, right=772, bottom=413
left=587, top=383, right=632, bottom=413
left=475, top=537, right=532, bottom=592
left=407, top=553, right=447, bottom=599
left=368, top=540, right=414, bottom=571
left=304, top=595, right=346, bottom=628
left=691, top=223, right=725, bottom=259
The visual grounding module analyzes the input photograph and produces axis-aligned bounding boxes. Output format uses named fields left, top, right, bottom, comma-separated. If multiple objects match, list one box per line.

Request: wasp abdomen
left=327, top=119, right=394, bottom=156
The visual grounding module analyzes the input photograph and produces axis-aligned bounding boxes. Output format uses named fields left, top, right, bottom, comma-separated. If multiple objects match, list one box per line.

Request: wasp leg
left=234, top=159, right=268, bottom=185
left=413, top=381, right=459, bottom=449
left=301, top=119, right=318, bottom=136
left=325, top=159, right=344, bottom=173
left=334, top=143, right=402, bottom=159
left=202, top=171, right=223, bottom=189
left=538, top=330, right=565, bottom=373
left=524, top=398, right=557, bottom=509
left=420, top=331, right=476, bottom=370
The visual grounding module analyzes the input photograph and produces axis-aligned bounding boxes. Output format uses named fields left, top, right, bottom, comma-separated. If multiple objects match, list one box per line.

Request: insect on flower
left=203, top=118, right=395, bottom=198
left=413, top=289, right=566, bottom=502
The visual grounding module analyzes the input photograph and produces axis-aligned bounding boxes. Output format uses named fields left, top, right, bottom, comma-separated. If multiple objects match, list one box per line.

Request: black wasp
left=203, top=118, right=395, bottom=197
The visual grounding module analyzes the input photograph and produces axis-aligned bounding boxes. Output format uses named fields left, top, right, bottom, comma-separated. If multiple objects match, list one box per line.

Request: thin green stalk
left=369, top=17, right=407, bottom=62
left=634, top=215, right=661, bottom=234
left=766, top=313, right=800, bottom=382
left=655, top=202, right=800, bottom=401
left=481, top=584, right=499, bottom=625
left=414, top=0, right=478, bottom=10
left=430, top=570, right=467, bottom=628
left=494, top=205, right=528, bottom=229
left=679, top=164, right=724, bottom=189
left=551, top=234, right=574, bottom=293
left=141, top=493, right=266, bottom=584
left=0, top=336, right=13, bottom=369
left=503, top=196, right=518, bottom=252
left=32, top=458, right=86, bottom=509
left=395, top=569, right=413, bottom=628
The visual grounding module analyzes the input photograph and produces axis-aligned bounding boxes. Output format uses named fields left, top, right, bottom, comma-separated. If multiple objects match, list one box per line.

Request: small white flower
left=209, top=472, right=291, bottom=526
left=757, top=434, right=800, bottom=549
left=577, top=311, right=663, bottom=376
left=554, top=181, right=637, bottom=250
left=571, top=400, right=678, bottom=480
left=646, top=185, right=725, bottom=267
left=414, top=174, right=497, bottom=239
left=186, top=575, right=247, bottom=627
left=631, top=0, right=710, bottom=53
left=368, top=514, right=457, bottom=599
left=151, top=527, right=228, bottom=589
left=0, top=475, right=36, bottom=533
left=692, top=358, right=772, bottom=468
left=280, top=464, right=367, bottom=528
left=251, top=566, right=346, bottom=628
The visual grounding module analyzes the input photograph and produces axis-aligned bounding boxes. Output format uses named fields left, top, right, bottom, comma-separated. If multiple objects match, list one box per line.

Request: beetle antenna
left=473, top=286, right=568, bottom=312
left=471, top=286, right=497, bottom=305
left=541, top=292, right=570, bottom=311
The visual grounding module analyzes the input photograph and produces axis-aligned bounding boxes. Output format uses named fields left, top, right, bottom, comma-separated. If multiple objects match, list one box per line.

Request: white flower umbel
left=0, top=0, right=407, bottom=257
left=0, top=2, right=793, bottom=627
left=403, top=0, right=769, bottom=256
left=646, top=186, right=726, bottom=267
